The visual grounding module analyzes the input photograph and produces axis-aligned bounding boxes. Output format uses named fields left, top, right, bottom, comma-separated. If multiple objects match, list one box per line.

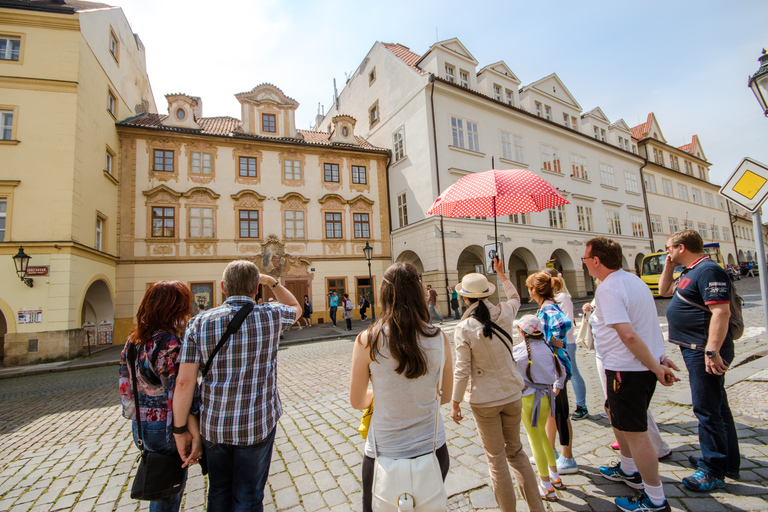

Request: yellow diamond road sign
left=720, top=158, right=768, bottom=213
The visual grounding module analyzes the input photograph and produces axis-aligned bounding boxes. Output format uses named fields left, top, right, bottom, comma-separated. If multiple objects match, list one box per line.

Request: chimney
left=191, top=96, right=203, bottom=118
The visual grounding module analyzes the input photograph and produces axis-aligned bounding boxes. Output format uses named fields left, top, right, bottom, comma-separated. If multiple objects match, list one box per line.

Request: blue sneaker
left=615, top=491, right=670, bottom=512
left=599, top=461, right=643, bottom=489
left=556, top=455, right=579, bottom=474
left=682, top=470, right=726, bottom=492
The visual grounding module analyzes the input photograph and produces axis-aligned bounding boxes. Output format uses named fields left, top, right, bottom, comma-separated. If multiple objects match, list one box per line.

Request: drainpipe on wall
left=429, top=74, right=451, bottom=316
left=638, top=157, right=656, bottom=253
left=727, top=201, right=741, bottom=262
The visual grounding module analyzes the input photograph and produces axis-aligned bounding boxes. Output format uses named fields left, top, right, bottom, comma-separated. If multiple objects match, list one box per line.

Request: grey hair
left=222, top=260, right=260, bottom=298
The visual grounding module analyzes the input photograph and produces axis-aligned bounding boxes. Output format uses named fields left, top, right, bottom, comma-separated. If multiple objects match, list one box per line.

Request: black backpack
left=674, top=282, right=744, bottom=340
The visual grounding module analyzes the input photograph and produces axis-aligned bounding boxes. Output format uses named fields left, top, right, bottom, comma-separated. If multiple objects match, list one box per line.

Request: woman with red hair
left=118, top=280, right=202, bottom=512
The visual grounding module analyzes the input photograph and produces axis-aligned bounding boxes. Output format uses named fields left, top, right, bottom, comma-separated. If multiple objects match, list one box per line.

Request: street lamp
left=748, top=49, right=768, bottom=116
left=13, top=246, right=34, bottom=288
left=363, top=241, right=375, bottom=321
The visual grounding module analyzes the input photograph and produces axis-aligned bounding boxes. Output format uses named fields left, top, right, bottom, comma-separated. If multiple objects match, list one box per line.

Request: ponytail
left=468, top=298, right=493, bottom=338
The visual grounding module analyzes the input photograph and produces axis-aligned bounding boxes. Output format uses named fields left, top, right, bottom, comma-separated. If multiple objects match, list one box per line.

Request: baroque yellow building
left=114, top=85, right=391, bottom=343
left=0, top=0, right=155, bottom=365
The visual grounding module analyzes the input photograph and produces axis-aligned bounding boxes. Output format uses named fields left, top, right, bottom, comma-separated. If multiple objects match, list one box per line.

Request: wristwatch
left=271, top=280, right=280, bottom=290
left=172, top=423, right=188, bottom=435
left=705, top=350, right=719, bottom=358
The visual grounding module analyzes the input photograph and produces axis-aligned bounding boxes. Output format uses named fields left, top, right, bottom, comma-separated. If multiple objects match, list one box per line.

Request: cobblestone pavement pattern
left=1, top=278, right=767, bottom=512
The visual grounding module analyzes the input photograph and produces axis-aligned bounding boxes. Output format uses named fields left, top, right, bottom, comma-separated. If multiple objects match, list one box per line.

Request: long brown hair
left=526, top=271, right=563, bottom=305
left=367, top=261, right=440, bottom=379
left=128, top=281, right=193, bottom=345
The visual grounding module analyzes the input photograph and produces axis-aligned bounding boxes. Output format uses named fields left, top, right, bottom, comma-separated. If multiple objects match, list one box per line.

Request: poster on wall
left=18, top=309, right=42, bottom=324
left=98, top=321, right=113, bottom=345
left=190, top=281, right=215, bottom=316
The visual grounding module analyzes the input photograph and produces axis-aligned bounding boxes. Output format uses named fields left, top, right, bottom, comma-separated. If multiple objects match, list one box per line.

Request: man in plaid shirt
left=172, top=260, right=300, bottom=511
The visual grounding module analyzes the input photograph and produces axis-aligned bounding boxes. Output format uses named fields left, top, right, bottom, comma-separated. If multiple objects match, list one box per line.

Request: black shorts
left=554, top=386, right=570, bottom=446
left=605, top=370, right=657, bottom=432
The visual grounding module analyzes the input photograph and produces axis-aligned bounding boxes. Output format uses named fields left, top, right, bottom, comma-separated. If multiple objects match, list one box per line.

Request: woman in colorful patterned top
left=526, top=271, right=578, bottom=479
left=119, top=280, right=201, bottom=512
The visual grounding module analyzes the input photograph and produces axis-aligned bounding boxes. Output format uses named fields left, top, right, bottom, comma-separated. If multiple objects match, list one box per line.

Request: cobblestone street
left=1, top=278, right=767, bottom=511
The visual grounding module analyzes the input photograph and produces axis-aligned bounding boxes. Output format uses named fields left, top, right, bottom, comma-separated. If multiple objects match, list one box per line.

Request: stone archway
left=81, top=280, right=114, bottom=347
left=728, top=253, right=736, bottom=266
left=549, top=248, right=578, bottom=297
left=457, top=245, right=485, bottom=281
left=634, top=253, right=645, bottom=276
left=396, top=250, right=425, bottom=277
left=738, top=250, right=745, bottom=263
left=509, top=247, right=538, bottom=301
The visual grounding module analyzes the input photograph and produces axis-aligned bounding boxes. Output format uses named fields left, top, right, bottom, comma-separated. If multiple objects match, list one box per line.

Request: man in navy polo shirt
left=659, top=229, right=739, bottom=492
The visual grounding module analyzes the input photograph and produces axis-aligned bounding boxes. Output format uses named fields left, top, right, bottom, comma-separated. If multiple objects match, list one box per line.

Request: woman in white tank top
left=350, top=261, right=453, bottom=512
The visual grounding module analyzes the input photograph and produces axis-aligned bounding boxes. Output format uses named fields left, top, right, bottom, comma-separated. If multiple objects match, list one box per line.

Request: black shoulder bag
left=471, top=313, right=515, bottom=362
left=201, top=302, right=254, bottom=378
left=128, top=343, right=186, bottom=501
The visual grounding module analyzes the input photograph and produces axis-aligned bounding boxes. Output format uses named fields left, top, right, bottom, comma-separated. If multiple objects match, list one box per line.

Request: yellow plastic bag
left=358, top=399, right=374, bottom=439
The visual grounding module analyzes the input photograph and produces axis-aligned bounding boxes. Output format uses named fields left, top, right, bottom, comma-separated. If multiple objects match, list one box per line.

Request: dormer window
left=445, top=64, right=455, bottom=83
left=544, top=105, right=552, bottom=121
left=493, top=84, right=502, bottom=101
left=342, top=127, right=349, bottom=137
left=535, top=102, right=542, bottom=117
left=175, top=108, right=185, bottom=120
left=505, top=89, right=514, bottom=106
left=593, top=126, right=599, bottom=139
left=460, top=70, right=469, bottom=88
left=262, top=114, right=276, bottom=133
left=600, top=129, right=606, bottom=142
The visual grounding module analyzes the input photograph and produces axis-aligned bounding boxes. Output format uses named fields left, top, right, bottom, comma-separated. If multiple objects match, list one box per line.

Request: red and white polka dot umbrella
left=428, top=168, right=569, bottom=218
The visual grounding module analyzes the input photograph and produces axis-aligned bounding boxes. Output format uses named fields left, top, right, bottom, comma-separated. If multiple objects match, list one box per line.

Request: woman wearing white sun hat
left=450, top=258, right=544, bottom=512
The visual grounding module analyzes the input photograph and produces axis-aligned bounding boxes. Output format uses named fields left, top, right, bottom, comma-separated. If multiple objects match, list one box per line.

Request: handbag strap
left=470, top=312, right=515, bottom=362
left=201, top=302, right=254, bottom=378
left=371, top=330, right=446, bottom=459
left=127, top=343, right=145, bottom=450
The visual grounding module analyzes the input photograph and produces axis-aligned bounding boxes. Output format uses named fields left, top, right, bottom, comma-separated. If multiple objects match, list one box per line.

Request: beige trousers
left=471, top=399, right=545, bottom=512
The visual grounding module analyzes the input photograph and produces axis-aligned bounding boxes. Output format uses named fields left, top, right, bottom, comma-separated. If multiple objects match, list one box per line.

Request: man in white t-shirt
left=583, top=236, right=679, bottom=512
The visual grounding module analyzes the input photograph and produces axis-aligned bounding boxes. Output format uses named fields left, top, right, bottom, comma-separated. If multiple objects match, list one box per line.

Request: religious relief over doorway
left=249, top=235, right=312, bottom=278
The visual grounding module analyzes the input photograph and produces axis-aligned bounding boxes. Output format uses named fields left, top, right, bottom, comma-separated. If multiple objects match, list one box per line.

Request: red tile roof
left=382, top=43, right=424, bottom=73
left=630, top=113, right=653, bottom=141
left=678, top=134, right=699, bottom=155
left=118, top=113, right=381, bottom=150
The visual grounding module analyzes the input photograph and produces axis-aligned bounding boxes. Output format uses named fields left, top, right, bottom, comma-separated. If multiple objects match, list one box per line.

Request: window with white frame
left=600, top=163, right=615, bottom=187
left=541, top=144, right=561, bottom=173
left=535, top=102, right=542, bottom=117
left=606, top=211, right=621, bottom=235
left=466, top=121, right=479, bottom=152
left=643, top=173, right=657, bottom=194
left=548, top=205, right=566, bottom=229
left=650, top=214, right=662, bottom=234
left=671, top=155, right=680, bottom=171
left=717, top=197, right=725, bottom=210
left=109, top=29, right=119, bottom=61
left=283, top=159, right=301, bottom=180
left=493, top=84, right=502, bottom=101
left=571, top=116, right=578, bottom=130
left=618, top=136, right=624, bottom=148
left=105, top=149, right=114, bottom=175
left=500, top=131, right=513, bottom=161
left=450, top=116, right=464, bottom=148
left=684, top=161, right=693, bottom=175
left=722, top=227, right=730, bottom=241
left=510, top=212, right=531, bottom=225
left=393, top=127, right=405, bottom=161
left=505, top=89, right=514, bottom=106
left=369, top=102, right=379, bottom=126
left=191, top=151, right=213, bottom=175
left=570, top=154, right=587, bottom=179
left=107, top=89, right=116, bottom=117
left=711, top=225, right=720, bottom=240
left=0, top=36, right=21, bottom=61
left=0, top=110, right=13, bottom=140
left=684, top=220, right=694, bottom=230
left=544, top=105, right=552, bottom=121
left=189, top=207, right=214, bottom=238
left=705, top=192, right=714, bottom=208
left=662, top=178, right=674, bottom=197
left=600, top=129, right=606, bottom=141
left=669, top=217, right=679, bottom=233
left=563, top=113, right=570, bottom=127
left=445, top=64, right=455, bottom=83
left=576, top=206, right=593, bottom=231
left=513, top=135, right=524, bottom=163
left=624, top=139, right=630, bottom=151
left=632, top=144, right=637, bottom=153
left=397, top=193, right=408, bottom=227
left=631, top=214, right=644, bottom=237
left=698, top=222, right=708, bottom=239
left=459, top=70, right=469, bottom=87
left=692, top=188, right=702, bottom=204
left=625, top=171, right=639, bottom=193
left=653, top=148, right=665, bottom=166
left=284, top=210, right=305, bottom=239
left=593, top=126, right=600, bottom=139
left=0, top=199, right=5, bottom=241
left=698, top=165, right=707, bottom=180
left=95, top=216, right=104, bottom=251
left=678, top=184, right=689, bottom=201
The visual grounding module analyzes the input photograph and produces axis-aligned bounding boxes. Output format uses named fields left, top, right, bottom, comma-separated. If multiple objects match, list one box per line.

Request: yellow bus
left=640, top=243, right=723, bottom=296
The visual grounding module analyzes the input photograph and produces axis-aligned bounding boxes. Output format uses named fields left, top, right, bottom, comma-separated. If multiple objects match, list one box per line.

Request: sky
left=113, top=0, right=768, bottom=186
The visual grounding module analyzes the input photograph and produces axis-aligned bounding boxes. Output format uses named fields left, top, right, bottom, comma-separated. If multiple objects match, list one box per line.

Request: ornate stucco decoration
left=231, top=190, right=266, bottom=209
left=247, top=235, right=312, bottom=278
left=184, top=141, right=219, bottom=185
left=143, top=184, right=182, bottom=204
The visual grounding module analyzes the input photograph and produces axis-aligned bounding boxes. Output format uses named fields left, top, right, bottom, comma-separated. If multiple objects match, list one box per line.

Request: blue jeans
left=566, top=343, right=587, bottom=408
left=681, top=346, right=740, bottom=478
left=329, top=306, right=337, bottom=326
left=428, top=304, right=443, bottom=323
left=132, top=421, right=186, bottom=512
left=203, top=427, right=276, bottom=512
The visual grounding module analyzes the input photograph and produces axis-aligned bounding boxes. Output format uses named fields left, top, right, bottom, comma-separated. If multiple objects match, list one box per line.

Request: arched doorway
left=634, top=253, right=645, bottom=276
left=728, top=253, right=736, bottom=266
left=622, top=255, right=630, bottom=271
left=510, top=247, right=538, bottom=301
left=396, top=250, right=425, bottom=277
left=457, top=245, right=485, bottom=281
left=81, top=280, right=115, bottom=347
left=549, top=249, right=577, bottom=297
left=738, top=250, right=745, bottom=262
left=747, top=251, right=753, bottom=262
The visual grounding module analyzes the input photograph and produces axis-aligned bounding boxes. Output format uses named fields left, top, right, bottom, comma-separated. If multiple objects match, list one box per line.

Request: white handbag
left=371, top=334, right=448, bottom=512
left=575, top=310, right=594, bottom=350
